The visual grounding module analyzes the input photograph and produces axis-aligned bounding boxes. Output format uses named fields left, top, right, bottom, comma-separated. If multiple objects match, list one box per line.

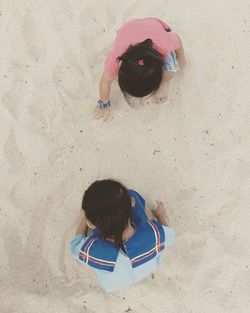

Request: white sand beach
left=1, top=0, right=250, bottom=312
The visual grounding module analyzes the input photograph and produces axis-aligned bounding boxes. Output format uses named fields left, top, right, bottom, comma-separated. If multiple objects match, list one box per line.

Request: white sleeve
left=162, top=226, right=175, bottom=246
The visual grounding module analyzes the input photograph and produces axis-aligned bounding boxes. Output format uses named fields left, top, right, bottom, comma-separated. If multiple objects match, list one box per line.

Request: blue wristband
left=98, top=100, right=111, bottom=110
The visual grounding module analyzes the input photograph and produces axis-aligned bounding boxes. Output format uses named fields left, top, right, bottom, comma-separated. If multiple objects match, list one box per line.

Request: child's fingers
left=151, top=204, right=158, bottom=212
left=158, top=201, right=164, bottom=207
left=94, top=107, right=103, bottom=119
left=102, top=109, right=110, bottom=121
left=93, top=106, right=101, bottom=118
left=93, top=106, right=110, bottom=120
left=152, top=201, right=163, bottom=211
left=152, top=201, right=160, bottom=210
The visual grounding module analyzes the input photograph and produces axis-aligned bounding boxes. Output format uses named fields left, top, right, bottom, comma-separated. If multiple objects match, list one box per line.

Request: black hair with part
left=82, top=179, right=131, bottom=249
left=117, top=39, right=164, bottom=98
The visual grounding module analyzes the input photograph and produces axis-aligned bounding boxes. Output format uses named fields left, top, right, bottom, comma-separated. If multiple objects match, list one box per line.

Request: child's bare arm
left=76, top=214, right=88, bottom=236
left=174, top=34, right=186, bottom=69
left=94, top=71, right=114, bottom=119
left=100, top=71, right=113, bottom=103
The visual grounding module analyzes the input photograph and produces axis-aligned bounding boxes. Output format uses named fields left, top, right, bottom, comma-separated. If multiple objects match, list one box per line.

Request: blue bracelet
left=98, top=100, right=111, bottom=110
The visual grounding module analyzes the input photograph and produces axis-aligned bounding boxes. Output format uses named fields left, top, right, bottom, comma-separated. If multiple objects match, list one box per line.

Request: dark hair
left=117, top=39, right=164, bottom=98
left=82, top=179, right=131, bottom=248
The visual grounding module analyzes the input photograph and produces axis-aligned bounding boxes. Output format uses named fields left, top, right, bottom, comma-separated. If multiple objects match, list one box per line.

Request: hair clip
left=138, top=59, right=144, bottom=66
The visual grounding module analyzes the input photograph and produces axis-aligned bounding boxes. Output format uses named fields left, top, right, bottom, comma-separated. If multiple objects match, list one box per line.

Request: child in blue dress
left=70, top=179, right=175, bottom=292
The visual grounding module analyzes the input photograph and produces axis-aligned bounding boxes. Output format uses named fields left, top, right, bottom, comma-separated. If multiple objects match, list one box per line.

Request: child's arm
left=100, top=71, right=113, bottom=103
left=151, top=201, right=169, bottom=226
left=76, top=213, right=88, bottom=236
left=174, top=34, right=186, bottom=70
left=94, top=71, right=114, bottom=119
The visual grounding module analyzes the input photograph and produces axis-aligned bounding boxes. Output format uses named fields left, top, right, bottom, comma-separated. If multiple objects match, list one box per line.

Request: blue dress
left=70, top=189, right=175, bottom=292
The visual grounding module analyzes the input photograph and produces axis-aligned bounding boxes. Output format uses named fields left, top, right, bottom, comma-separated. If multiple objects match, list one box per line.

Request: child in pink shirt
left=95, top=17, right=186, bottom=119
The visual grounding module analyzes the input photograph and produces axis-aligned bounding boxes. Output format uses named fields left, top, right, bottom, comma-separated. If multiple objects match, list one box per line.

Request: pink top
left=104, top=18, right=180, bottom=79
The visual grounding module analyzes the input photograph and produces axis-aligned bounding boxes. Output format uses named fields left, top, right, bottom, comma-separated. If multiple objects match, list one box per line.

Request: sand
left=1, top=0, right=250, bottom=312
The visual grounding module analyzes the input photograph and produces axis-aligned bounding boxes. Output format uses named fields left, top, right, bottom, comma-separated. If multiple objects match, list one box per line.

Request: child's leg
left=152, top=51, right=178, bottom=103
left=152, top=72, right=175, bottom=103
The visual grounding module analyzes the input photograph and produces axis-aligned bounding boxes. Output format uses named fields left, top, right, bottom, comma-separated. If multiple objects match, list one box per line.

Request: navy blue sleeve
left=128, top=189, right=148, bottom=224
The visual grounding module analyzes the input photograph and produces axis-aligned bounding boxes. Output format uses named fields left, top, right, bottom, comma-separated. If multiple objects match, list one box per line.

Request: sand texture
left=1, top=0, right=250, bottom=312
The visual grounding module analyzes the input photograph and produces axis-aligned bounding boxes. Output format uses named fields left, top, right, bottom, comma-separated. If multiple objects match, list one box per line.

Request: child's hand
left=151, top=201, right=166, bottom=218
left=177, top=56, right=186, bottom=70
left=94, top=105, right=110, bottom=121
left=152, top=201, right=170, bottom=226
